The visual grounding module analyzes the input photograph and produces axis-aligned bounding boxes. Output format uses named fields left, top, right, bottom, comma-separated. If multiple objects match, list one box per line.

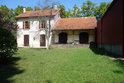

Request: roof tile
left=16, top=9, right=60, bottom=18
left=53, top=17, right=97, bottom=30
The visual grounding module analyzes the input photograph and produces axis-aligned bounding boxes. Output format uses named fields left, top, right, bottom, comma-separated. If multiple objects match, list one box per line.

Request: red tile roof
left=16, top=9, right=60, bottom=18
left=53, top=17, right=97, bottom=30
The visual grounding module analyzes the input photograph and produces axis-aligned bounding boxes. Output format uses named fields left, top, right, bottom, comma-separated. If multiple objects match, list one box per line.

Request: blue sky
left=0, top=0, right=113, bottom=10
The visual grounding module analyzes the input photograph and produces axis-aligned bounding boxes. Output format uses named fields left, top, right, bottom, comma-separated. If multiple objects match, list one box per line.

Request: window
left=39, top=20, right=46, bottom=29
left=23, top=21, right=30, bottom=29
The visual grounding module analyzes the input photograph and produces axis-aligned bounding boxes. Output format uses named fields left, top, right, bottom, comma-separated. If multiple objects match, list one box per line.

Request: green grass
left=0, top=48, right=124, bottom=83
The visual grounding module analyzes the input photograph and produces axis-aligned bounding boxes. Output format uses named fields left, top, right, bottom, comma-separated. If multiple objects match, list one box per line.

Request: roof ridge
left=61, top=17, right=95, bottom=19
left=60, top=17, right=96, bottom=20
left=16, top=9, right=60, bottom=18
left=25, top=9, right=59, bottom=12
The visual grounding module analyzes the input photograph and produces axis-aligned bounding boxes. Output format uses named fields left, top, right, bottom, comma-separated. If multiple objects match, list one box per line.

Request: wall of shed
left=97, top=0, right=123, bottom=44
left=98, top=44, right=122, bottom=56
left=97, top=0, right=123, bottom=57
left=53, top=30, right=95, bottom=44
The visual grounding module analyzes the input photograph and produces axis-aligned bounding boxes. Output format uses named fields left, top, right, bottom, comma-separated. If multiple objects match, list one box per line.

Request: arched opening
left=59, top=32, right=67, bottom=44
left=79, top=32, right=89, bottom=44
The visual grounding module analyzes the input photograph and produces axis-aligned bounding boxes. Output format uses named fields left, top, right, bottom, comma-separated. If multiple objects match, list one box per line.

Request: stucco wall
left=53, top=30, right=95, bottom=44
left=17, top=17, right=55, bottom=48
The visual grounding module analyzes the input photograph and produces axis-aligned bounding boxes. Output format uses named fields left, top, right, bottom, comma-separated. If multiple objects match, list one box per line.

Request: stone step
left=51, top=44, right=89, bottom=48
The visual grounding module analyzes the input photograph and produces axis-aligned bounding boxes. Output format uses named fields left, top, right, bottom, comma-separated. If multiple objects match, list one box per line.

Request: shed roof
left=53, top=17, right=97, bottom=30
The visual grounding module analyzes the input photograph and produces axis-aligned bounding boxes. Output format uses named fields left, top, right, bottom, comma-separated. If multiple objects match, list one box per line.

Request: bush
left=0, top=26, right=18, bottom=64
left=90, top=41, right=97, bottom=48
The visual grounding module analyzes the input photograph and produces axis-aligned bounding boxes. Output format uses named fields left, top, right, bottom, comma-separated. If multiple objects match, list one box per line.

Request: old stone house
left=16, top=7, right=97, bottom=48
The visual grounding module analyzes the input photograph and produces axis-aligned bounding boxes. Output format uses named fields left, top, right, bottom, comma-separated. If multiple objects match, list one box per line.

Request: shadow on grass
left=90, top=47, right=121, bottom=58
left=0, top=57, right=24, bottom=83
left=46, top=80, right=52, bottom=83
left=90, top=47, right=124, bottom=72
left=113, top=59, right=124, bottom=72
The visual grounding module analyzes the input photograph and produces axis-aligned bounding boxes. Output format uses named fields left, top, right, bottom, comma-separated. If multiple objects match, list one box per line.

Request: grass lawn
left=0, top=48, right=124, bottom=83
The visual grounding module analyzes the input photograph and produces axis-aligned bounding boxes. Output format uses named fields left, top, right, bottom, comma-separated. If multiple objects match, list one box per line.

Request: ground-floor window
left=24, top=35, right=29, bottom=46
left=59, top=32, right=67, bottom=44
left=40, top=35, right=46, bottom=46
left=79, top=32, right=89, bottom=44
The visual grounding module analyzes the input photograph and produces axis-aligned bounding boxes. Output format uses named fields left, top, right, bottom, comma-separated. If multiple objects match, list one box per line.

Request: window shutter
left=39, top=21, right=41, bottom=29
left=23, top=22, right=25, bottom=29
left=28, top=21, right=30, bottom=29
left=45, top=21, right=47, bottom=28
left=41, top=21, right=42, bottom=28
left=42, top=21, right=44, bottom=28
left=39, top=21, right=40, bottom=29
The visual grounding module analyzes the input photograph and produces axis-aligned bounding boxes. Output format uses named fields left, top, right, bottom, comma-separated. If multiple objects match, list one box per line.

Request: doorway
left=59, top=32, right=67, bottom=44
left=40, top=35, right=46, bottom=46
left=24, top=35, right=29, bottom=46
left=79, top=32, right=89, bottom=44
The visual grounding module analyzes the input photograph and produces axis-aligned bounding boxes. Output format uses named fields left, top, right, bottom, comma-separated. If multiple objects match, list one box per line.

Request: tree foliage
left=34, top=6, right=41, bottom=11
left=57, top=0, right=111, bottom=19
left=80, top=0, right=111, bottom=20
left=58, top=5, right=69, bottom=18
left=0, top=26, right=17, bottom=64
left=43, top=5, right=52, bottom=10
left=0, top=5, right=13, bottom=22
left=14, top=6, right=23, bottom=16
left=0, top=0, right=111, bottom=22
left=0, top=11, right=18, bottom=64
left=26, top=7, right=33, bottom=11
left=68, top=4, right=81, bottom=17
left=81, top=0, right=96, bottom=17
left=95, top=2, right=111, bottom=20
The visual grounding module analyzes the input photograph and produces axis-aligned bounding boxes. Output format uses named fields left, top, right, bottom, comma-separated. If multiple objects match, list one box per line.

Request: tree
left=81, top=0, right=96, bottom=17
left=0, top=5, right=16, bottom=23
left=26, top=7, right=33, bottom=11
left=95, top=2, right=111, bottom=20
left=80, top=0, right=111, bottom=20
left=14, top=6, right=23, bottom=16
left=43, top=5, right=52, bottom=10
left=34, top=6, right=41, bottom=10
left=9, top=9, right=17, bottom=23
left=58, top=5, right=69, bottom=18
left=35, top=0, right=60, bottom=50
left=0, top=5, right=10, bottom=22
left=0, top=12, right=18, bottom=64
left=69, top=4, right=81, bottom=17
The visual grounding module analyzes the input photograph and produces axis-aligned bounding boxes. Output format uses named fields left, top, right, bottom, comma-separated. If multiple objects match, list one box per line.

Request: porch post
left=73, top=30, right=74, bottom=43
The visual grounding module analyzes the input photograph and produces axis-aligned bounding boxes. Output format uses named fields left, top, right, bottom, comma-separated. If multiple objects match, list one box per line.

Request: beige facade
left=52, top=29, right=95, bottom=44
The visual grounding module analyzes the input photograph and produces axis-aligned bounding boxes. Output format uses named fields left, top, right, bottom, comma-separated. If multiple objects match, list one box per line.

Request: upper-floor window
left=39, top=20, right=46, bottom=29
left=23, top=21, right=30, bottom=29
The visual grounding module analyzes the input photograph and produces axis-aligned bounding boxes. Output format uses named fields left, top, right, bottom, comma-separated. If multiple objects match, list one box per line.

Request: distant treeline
left=0, top=0, right=111, bottom=23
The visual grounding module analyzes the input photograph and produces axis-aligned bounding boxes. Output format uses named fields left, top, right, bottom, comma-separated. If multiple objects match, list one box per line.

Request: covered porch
left=52, top=17, right=97, bottom=46
left=52, top=29, right=95, bottom=44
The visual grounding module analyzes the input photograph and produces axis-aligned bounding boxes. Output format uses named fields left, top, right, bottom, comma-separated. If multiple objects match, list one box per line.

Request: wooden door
left=40, top=35, right=46, bottom=46
left=24, top=35, right=29, bottom=46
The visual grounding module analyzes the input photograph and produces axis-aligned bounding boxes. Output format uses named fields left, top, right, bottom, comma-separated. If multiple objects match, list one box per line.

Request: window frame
left=39, top=20, right=47, bottom=29
left=23, top=21, right=30, bottom=29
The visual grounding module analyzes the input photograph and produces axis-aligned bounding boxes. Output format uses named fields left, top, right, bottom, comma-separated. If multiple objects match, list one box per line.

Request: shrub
left=0, top=26, right=18, bottom=64
left=90, top=41, right=97, bottom=48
